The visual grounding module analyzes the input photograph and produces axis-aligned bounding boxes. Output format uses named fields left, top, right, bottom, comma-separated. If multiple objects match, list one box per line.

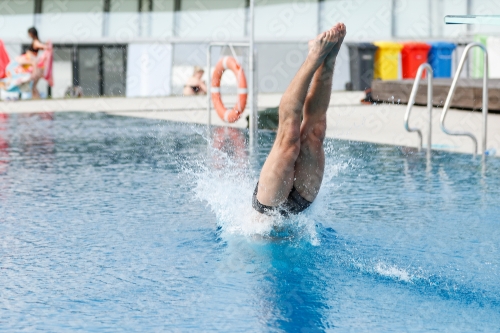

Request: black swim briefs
left=252, top=182, right=312, bottom=217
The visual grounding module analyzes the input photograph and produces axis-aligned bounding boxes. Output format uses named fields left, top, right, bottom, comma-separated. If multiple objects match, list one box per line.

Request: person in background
left=25, top=27, right=46, bottom=99
left=27, top=27, right=45, bottom=58
left=183, top=66, right=207, bottom=96
left=64, top=85, right=84, bottom=98
left=0, top=27, right=52, bottom=99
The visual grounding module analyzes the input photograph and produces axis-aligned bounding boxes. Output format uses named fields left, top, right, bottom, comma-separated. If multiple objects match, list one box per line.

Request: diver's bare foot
left=308, top=28, right=339, bottom=65
left=325, top=23, right=346, bottom=66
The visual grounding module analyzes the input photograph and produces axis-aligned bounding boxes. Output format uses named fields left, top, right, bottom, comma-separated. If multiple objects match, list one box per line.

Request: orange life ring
left=211, top=56, right=247, bottom=123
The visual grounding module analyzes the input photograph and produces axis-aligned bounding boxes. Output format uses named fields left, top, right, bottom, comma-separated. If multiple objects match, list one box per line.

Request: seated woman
left=0, top=27, right=50, bottom=99
left=183, top=66, right=207, bottom=96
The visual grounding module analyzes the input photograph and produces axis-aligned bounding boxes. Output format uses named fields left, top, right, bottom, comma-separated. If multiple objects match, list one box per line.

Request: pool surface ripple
left=0, top=112, right=499, bottom=332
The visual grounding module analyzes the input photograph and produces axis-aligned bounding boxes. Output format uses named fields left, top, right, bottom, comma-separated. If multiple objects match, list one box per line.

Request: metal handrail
left=440, top=42, right=488, bottom=158
left=404, top=63, right=433, bottom=157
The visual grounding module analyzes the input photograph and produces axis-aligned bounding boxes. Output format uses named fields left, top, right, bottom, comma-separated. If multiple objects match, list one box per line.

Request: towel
left=0, top=40, right=10, bottom=79
left=37, top=41, right=53, bottom=86
left=0, top=41, right=53, bottom=93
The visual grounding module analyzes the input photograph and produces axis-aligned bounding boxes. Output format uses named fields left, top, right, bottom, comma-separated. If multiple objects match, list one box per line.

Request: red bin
left=401, top=42, right=431, bottom=79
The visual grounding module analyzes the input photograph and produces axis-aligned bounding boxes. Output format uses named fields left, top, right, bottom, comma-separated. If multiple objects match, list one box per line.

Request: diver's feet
left=325, top=22, right=346, bottom=66
left=307, top=27, right=339, bottom=65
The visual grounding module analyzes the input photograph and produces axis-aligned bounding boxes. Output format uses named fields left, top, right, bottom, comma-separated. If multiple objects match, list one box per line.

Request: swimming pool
left=0, top=112, right=499, bottom=332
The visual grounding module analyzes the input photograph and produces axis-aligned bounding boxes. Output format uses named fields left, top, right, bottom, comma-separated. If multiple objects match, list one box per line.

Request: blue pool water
left=0, top=112, right=499, bottom=332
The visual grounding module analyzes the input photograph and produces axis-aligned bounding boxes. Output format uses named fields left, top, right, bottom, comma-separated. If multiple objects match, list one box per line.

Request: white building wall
left=39, top=0, right=104, bottom=41
left=321, top=0, right=392, bottom=40
left=3, top=0, right=499, bottom=42
left=440, top=0, right=468, bottom=38
left=126, top=43, right=173, bottom=97
left=0, top=14, right=34, bottom=39
left=393, top=0, right=431, bottom=38
left=487, top=36, right=500, bottom=79
left=149, top=12, right=175, bottom=38
left=470, top=0, right=500, bottom=34
left=38, top=13, right=104, bottom=41
left=108, top=0, right=140, bottom=39
left=255, top=0, right=318, bottom=40
left=150, top=0, right=175, bottom=38
left=0, top=0, right=35, bottom=39
left=2, top=0, right=500, bottom=97
left=176, top=0, right=246, bottom=39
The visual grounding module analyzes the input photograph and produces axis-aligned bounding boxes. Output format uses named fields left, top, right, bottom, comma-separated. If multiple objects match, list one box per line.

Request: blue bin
left=428, top=42, right=456, bottom=78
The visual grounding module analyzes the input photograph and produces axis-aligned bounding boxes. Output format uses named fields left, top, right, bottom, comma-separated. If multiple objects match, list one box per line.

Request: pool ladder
left=440, top=42, right=488, bottom=159
left=404, top=63, right=433, bottom=159
left=404, top=42, right=489, bottom=159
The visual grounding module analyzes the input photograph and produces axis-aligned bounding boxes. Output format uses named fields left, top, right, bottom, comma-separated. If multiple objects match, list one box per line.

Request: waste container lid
left=428, top=41, right=456, bottom=50
left=346, top=42, right=378, bottom=49
left=373, top=41, right=403, bottom=50
left=401, top=42, right=432, bottom=51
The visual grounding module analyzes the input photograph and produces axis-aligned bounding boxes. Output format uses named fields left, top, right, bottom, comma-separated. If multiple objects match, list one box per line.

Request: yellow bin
left=373, top=41, right=403, bottom=80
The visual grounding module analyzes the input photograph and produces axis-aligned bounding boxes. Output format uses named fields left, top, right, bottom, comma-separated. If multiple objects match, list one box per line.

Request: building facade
left=1, top=0, right=499, bottom=98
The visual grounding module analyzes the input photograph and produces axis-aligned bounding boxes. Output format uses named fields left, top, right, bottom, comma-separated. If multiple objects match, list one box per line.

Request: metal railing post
left=427, top=66, right=433, bottom=159
left=440, top=42, right=488, bottom=158
left=482, top=48, right=489, bottom=162
left=207, top=45, right=212, bottom=134
left=404, top=63, right=433, bottom=157
left=249, top=0, right=257, bottom=150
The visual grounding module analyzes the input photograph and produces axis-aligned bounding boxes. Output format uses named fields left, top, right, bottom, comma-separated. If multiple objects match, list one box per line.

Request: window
left=0, top=0, right=34, bottom=15
left=110, top=0, right=138, bottom=12
left=153, top=0, right=174, bottom=12
left=42, top=0, right=104, bottom=14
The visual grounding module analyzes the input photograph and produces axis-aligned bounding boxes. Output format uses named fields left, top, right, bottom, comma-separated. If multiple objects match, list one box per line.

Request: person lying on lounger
left=183, top=66, right=208, bottom=96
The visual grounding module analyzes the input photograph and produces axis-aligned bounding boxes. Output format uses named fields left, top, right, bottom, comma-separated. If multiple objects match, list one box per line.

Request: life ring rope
left=211, top=56, right=248, bottom=123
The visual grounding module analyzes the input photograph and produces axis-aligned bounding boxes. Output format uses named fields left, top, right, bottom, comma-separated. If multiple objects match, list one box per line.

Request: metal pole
left=404, top=63, right=432, bottom=152
left=482, top=48, right=488, bottom=162
left=248, top=0, right=257, bottom=148
left=440, top=42, right=488, bottom=158
left=207, top=45, right=212, bottom=133
left=466, top=0, right=472, bottom=34
left=317, top=0, right=323, bottom=34
left=391, top=0, right=397, bottom=38
left=427, top=67, right=433, bottom=159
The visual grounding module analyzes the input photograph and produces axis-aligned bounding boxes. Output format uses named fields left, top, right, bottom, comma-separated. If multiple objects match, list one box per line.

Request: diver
left=253, top=23, right=346, bottom=217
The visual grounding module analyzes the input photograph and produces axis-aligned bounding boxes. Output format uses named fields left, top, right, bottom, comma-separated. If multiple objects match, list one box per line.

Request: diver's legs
left=293, top=23, right=346, bottom=202
left=256, top=28, right=339, bottom=207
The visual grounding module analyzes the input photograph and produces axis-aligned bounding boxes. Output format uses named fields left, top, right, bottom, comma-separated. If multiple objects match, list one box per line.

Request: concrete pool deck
left=1, top=91, right=499, bottom=156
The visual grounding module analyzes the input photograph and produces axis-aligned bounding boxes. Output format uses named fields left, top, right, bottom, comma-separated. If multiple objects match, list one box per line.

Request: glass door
left=103, top=46, right=126, bottom=96
left=78, top=47, right=101, bottom=97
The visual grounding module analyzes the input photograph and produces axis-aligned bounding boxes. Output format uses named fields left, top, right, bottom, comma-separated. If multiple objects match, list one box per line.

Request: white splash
left=181, top=132, right=348, bottom=245
left=375, top=262, right=412, bottom=283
